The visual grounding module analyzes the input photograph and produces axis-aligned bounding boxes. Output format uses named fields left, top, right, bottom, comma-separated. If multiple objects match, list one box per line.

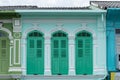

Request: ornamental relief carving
left=13, top=32, right=21, bottom=39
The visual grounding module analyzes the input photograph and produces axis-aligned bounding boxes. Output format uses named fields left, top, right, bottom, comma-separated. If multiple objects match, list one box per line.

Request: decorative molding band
left=94, top=68, right=106, bottom=71
left=19, top=75, right=106, bottom=79
left=9, top=67, right=22, bottom=72
left=23, top=18, right=96, bottom=23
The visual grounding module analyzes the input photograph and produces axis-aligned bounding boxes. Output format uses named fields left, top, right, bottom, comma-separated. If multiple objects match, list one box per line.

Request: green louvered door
left=76, top=31, right=93, bottom=75
left=0, top=37, right=9, bottom=74
left=84, top=38, right=93, bottom=74
left=27, top=31, right=44, bottom=75
left=51, top=31, right=68, bottom=75
left=52, top=38, right=68, bottom=75
left=60, top=39, right=68, bottom=74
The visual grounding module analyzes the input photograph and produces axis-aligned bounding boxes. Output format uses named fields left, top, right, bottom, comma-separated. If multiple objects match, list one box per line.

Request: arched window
left=27, top=30, right=44, bottom=75
left=0, top=31, right=9, bottom=74
left=28, top=31, right=43, bottom=37
left=51, top=31, right=68, bottom=75
left=75, top=30, right=93, bottom=75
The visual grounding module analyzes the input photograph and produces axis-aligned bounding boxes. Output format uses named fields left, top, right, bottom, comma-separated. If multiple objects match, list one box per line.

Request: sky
left=0, top=0, right=120, bottom=7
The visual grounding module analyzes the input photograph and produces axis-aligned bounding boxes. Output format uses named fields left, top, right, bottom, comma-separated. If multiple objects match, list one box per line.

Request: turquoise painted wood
left=0, top=31, right=9, bottom=74
left=106, top=9, right=119, bottom=72
left=76, top=31, right=93, bottom=75
left=27, top=31, right=44, bottom=75
left=51, top=31, right=68, bottom=75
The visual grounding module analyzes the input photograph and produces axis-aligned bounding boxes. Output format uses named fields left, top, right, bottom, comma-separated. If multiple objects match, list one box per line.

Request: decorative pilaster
left=44, top=36, right=51, bottom=75
left=13, top=18, right=21, bottom=66
left=13, top=32, right=21, bottom=65
left=69, top=36, right=75, bottom=75
left=9, top=18, right=22, bottom=73
left=9, top=40, right=14, bottom=67
left=21, top=38, right=26, bottom=75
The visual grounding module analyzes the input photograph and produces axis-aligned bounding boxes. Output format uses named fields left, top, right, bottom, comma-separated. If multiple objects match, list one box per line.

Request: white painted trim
left=73, top=27, right=97, bottom=39
left=21, top=38, right=26, bottom=75
left=19, top=75, right=107, bottom=79
left=44, top=38, right=51, bottom=75
left=13, top=18, right=22, bottom=32
left=22, top=27, right=45, bottom=39
left=14, top=39, right=21, bottom=65
left=13, top=18, right=21, bottom=26
left=69, top=41, right=75, bottom=75
left=22, top=18, right=96, bottom=24
left=9, top=67, right=22, bottom=72
left=0, top=26, right=13, bottom=40
left=10, top=46, right=13, bottom=66
left=49, top=26, right=69, bottom=37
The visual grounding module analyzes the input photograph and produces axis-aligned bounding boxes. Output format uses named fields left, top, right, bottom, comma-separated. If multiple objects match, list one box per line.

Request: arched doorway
left=51, top=31, right=68, bottom=75
left=75, top=30, right=93, bottom=75
left=0, top=31, right=9, bottom=74
left=27, top=30, right=44, bottom=75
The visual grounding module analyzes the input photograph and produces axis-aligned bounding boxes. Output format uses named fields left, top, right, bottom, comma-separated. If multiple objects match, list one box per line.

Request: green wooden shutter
left=0, top=38, right=9, bottom=74
left=51, top=31, right=68, bottom=75
left=36, top=39, right=44, bottom=74
left=84, top=38, right=93, bottom=74
left=76, top=39, right=84, bottom=74
left=52, top=39, right=59, bottom=74
left=27, top=39, right=36, bottom=74
left=60, top=39, right=68, bottom=74
left=76, top=31, right=93, bottom=75
left=51, top=38, right=68, bottom=75
left=27, top=31, right=44, bottom=75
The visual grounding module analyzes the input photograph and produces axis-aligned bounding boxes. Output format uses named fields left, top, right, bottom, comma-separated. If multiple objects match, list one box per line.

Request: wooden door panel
left=27, top=37, right=44, bottom=75
left=0, top=38, right=9, bottom=74
left=76, top=37, right=93, bottom=75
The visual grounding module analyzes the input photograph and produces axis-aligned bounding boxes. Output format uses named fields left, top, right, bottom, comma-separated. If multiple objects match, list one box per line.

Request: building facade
left=106, top=8, right=120, bottom=80
left=16, top=9, right=107, bottom=80
left=90, top=1, right=120, bottom=80
left=0, top=11, right=22, bottom=80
